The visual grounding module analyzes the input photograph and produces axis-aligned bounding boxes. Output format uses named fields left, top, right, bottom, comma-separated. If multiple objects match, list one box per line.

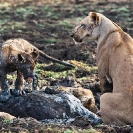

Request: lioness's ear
left=89, top=12, right=99, bottom=25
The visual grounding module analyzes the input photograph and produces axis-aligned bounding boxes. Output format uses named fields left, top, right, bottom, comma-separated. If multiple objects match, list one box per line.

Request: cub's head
left=9, top=49, right=39, bottom=83
left=16, top=53, right=36, bottom=82
left=71, top=12, right=101, bottom=43
left=82, top=98, right=98, bottom=114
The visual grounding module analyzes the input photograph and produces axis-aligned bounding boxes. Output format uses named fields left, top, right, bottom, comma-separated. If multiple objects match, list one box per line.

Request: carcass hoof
left=0, top=90, right=11, bottom=102
left=23, top=83, right=32, bottom=93
left=32, top=74, right=39, bottom=90
left=12, top=89, right=26, bottom=96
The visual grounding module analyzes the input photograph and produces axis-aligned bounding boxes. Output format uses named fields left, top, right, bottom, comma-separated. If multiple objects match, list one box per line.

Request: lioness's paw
left=0, top=90, right=11, bottom=102
left=12, top=89, right=26, bottom=96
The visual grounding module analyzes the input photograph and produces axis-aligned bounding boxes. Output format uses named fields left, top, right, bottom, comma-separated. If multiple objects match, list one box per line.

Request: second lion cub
left=45, top=86, right=98, bottom=113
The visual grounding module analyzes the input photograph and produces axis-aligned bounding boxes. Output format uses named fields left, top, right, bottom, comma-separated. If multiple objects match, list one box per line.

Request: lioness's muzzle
left=71, top=34, right=82, bottom=42
left=70, top=34, right=74, bottom=37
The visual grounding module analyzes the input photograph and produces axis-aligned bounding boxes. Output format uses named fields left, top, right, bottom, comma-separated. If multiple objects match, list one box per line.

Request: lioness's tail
left=38, top=49, right=75, bottom=68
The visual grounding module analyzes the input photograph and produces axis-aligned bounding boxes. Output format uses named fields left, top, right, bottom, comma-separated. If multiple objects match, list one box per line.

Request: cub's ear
left=18, top=54, right=26, bottom=62
left=89, top=12, right=99, bottom=25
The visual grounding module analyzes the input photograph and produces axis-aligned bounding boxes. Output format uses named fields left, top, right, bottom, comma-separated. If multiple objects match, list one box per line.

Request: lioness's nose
left=70, top=33, right=74, bottom=37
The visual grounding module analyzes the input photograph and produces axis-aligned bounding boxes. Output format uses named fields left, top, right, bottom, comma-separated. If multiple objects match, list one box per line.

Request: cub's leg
left=100, top=93, right=133, bottom=125
left=0, top=70, right=11, bottom=102
left=13, top=71, right=25, bottom=96
left=99, top=76, right=113, bottom=93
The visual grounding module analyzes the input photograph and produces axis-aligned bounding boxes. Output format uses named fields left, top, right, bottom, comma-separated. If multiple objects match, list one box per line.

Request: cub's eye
left=81, top=24, right=86, bottom=28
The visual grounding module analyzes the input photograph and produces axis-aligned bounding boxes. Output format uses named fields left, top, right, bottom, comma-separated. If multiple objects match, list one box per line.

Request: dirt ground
left=0, top=0, right=133, bottom=132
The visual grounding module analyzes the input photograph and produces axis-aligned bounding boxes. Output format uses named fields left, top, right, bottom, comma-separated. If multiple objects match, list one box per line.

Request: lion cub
left=45, top=86, right=98, bottom=113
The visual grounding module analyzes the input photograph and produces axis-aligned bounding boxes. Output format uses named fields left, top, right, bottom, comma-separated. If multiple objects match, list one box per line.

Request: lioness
left=0, top=38, right=74, bottom=102
left=71, top=12, right=133, bottom=124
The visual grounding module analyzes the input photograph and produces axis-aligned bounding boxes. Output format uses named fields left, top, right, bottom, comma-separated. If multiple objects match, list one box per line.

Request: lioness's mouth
left=76, top=39, right=83, bottom=42
left=71, top=34, right=83, bottom=43
left=86, top=34, right=90, bottom=37
left=73, top=37, right=83, bottom=43
left=73, top=38, right=83, bottom=45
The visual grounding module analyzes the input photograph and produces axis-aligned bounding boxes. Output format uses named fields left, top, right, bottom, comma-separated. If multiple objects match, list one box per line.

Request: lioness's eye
left=81, top=24, right=86, bottom=28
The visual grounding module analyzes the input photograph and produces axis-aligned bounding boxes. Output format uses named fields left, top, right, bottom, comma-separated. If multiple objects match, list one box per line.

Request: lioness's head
left=71, top=12, right=101, bottom=43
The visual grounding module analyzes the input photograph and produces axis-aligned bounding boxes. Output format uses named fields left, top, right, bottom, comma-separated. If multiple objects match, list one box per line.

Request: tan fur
left=0, top=112, right=15, bottom=120
left=71, top=12, right=133, bottom=124
left=2, top=38, right=39, bottom=61
left=58, top=86, right=98, bottom=113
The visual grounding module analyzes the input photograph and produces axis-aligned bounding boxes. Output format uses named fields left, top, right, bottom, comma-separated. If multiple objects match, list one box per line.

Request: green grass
left=2, top=118, right=14, bottom=124
left=59, top=19, right=73, bottom=30
left=46, top=38, right=59, bottom=43
left=39, top=124, right=100, bottom=133
left=14, top=6, right=37, bottom=19
left=35, top=60, right=98, bottom=81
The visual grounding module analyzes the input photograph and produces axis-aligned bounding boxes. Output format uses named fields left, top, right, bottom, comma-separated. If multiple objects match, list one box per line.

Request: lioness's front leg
left=99, top=76, right=113, bottom=93
left=13, top=71, right=25, bottom=96
left=0, top=70, right=11, bottom=102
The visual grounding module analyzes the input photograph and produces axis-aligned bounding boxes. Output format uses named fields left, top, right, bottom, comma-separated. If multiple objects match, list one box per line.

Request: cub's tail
left=38, top=49, right=75, bottom=68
